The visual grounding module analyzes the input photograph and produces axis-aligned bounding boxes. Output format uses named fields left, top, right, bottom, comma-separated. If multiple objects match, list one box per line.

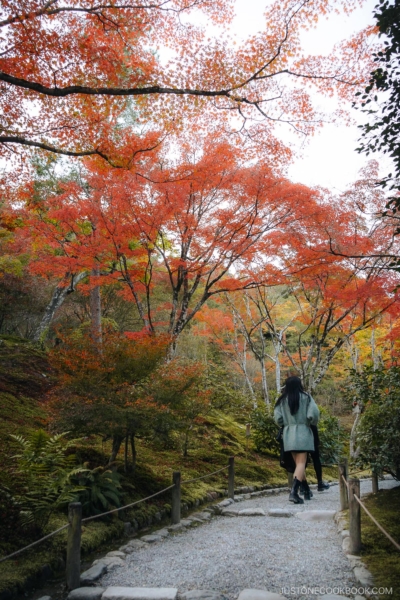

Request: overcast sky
left=230, top=0, right=387, bottom=193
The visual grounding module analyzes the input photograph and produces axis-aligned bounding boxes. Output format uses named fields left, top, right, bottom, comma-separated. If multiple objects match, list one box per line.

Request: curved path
left=99, top=479, right=398, bottom=600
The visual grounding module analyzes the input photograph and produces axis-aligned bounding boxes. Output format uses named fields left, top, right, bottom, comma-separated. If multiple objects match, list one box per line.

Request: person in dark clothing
left=300, top=424, right=330, bottom=499
left=274, top=376, right=320, bottom=504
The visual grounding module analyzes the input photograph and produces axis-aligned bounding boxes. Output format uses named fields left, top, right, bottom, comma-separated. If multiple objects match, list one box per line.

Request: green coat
left=274, top=392, right=320, bottom=452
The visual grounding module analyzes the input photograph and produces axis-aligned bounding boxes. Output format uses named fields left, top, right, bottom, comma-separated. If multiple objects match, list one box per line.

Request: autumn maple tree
left=0, top=0, right=377, bottom=164
left=23, top=134, right=325, bottom=350
left=221, top=287, right=300, bottom=402
left=268, top=181, right=400, bottom=391
left=51, top=326, right=170, bottom=468
left=195, top=175, right=400, bottom=400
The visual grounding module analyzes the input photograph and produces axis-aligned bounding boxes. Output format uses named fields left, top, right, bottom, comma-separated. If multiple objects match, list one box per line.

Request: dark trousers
left=310, top=425, right=323, bottom=482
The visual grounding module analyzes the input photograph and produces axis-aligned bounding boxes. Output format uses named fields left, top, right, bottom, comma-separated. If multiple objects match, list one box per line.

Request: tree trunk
left=32, top=272, right=87, bottom=342
left=275, top=352, right=281, bottom=393
left=108, top=434, right=123, bottom=466
left=90, top=266, right=102, bottom=348
left=350, top=407, right=361, bottom=460
left=258, top=325, right=269, bottom=405
left=346, top=338, right=359, bottom=372
left=260, top=358, right=270, bottom=405
left=124, top=431, right=129, bottom=473
left=183, top=428, right=190, bottom=457
left=167, top=338, right=177, bottom=362
left=241, top=339, right=256, bottom=405
left=371, top=328, right=382, bottom=371
left=130, top=432, right=137, bottom=472
left=271, top=335, right=283, bottom=394
left=245, top=372, right=257, bottom=406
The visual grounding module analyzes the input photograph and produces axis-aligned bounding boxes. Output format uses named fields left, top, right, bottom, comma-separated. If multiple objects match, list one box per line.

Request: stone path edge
left=334, top=511, right=375, bottom=592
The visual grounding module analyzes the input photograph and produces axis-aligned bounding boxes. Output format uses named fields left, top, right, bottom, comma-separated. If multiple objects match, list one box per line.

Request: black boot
left=300, top=479, right=313, bottom=500
left=289, top=477, right=304, bottom=504
left=317, top=480, right=330, bottom=491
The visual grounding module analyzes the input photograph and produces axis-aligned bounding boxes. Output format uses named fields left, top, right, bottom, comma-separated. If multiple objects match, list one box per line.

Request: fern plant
left=71, top=466, right=123, bottom=517
left=11, top=430, right=86, bottom=531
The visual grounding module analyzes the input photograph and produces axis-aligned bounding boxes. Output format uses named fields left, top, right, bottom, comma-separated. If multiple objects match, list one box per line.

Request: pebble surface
left=99, top=479, right=398, bottom=600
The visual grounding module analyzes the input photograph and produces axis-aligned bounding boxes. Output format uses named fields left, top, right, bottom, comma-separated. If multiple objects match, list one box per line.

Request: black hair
left=275, top=376, right=305, bottom=415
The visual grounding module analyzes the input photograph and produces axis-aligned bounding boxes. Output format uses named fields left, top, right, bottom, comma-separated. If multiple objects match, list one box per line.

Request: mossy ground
left=360, top=486, right=400, bottom=599
left=0, top=335, right=53, bottom=460
left=0, top=516, right=125, bottom=598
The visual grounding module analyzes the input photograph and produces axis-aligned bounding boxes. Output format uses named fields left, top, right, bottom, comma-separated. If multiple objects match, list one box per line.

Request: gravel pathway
left=99, top=478, right=399, bottom=600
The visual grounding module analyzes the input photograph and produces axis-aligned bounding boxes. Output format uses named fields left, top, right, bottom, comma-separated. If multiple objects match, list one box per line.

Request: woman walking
left=274, top=376, right=320, bottom=504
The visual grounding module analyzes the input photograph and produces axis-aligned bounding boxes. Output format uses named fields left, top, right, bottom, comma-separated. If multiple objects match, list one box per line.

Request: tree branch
left=0, top=135, right=163, bottom=165
left=0, top=71, right=232, bottom=98
left=0, top=0, right=196, bottom=28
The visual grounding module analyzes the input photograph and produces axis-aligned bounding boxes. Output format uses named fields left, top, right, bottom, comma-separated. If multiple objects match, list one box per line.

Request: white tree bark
left=350, top=404, right=362, bottom=460
left=90, top=265, right=102, bottom=348
left=32, top=271, right=87, bottom=342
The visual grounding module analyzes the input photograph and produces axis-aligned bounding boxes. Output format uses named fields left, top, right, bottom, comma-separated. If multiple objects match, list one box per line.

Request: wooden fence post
left=228, top=457, right=235, bottom=499
left=171, top=471, right=181, bottom=525
left=372, top=471, right=379, bottom=494
left=66, top=502, right=82, bottom=591
left=348, top=478, right=361, bottom=555
left=338, top=459, right=349, bottom=511
left=287, top=472, right=293, bottom=488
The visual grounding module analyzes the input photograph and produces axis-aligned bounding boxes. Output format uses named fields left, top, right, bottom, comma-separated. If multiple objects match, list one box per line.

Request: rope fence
left=82, top=484, right=175, bottom=523
left=0, top=485, right=177, bottom=565
left=0, top=523, right=69, bottom=564
left=338, top=461, right=400, bottom=555
left=181, top=465, right=229, bottom=485
left=353, top=493, right=400, bottom=552
left=0, top=456, right=235, bottom=591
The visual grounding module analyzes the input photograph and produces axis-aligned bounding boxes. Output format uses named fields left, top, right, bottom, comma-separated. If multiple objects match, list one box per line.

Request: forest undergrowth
left=0, top=335, right=300, bottom=598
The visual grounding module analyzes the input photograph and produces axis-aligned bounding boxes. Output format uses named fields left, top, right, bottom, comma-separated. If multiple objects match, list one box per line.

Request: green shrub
left=356, top=400, right=400, bottom=479
left=250, top=405, right=280, bottom=455
left=346, top=366, right=400, bottom=479
left=72, top=466, right=123, bottom=517
left=317, top=407, right=345, bottom=465
left=10, top=430, right=85, bottom=531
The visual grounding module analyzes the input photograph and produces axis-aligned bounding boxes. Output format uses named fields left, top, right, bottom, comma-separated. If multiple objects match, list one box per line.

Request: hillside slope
left=0, top=336, right=54, bottom=454
left=0, top=336, right=298, bottom=599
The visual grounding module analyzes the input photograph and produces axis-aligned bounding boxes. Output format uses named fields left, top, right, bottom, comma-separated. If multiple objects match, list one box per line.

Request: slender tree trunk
left=275, top=352, right=281, bottom=393
left=130, top=432, right=137, bottom=472
left=167, top=338, right=177, bottom=361
left=241, top=338, right=256, bottom=405
left=260, top=358, right=270, bottom=405
left=371, top=328, right=382, bottom=371
left=108, top=434, right=123, bottom=466
left=350, top=407, right=361, bottom=460
left=183, top=428, right=190, bottom=457
left=32, top=272, right=87, bottom=342
left=124, top=431, right=129, bottom=473
left=90, top=266, right=102, bottom=348
left=245, top=373, right=256, bottom=406
left=257, top=325, right=269, bottom=405
left=271, top=335, right=283, bottom=393
left=346, top=338, right=359, bottom=372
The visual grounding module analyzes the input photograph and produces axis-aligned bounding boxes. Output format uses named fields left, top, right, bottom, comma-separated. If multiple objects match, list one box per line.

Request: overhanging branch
left=0, top=135, right=163, bottom=165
